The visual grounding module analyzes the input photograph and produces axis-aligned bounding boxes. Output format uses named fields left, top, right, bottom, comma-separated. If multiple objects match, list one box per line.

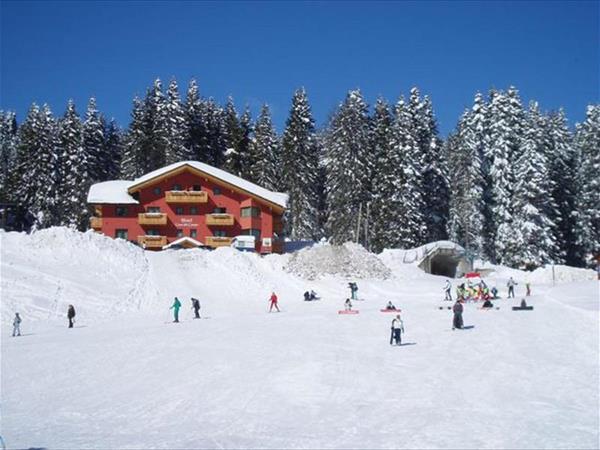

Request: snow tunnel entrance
left=429, top=254, right=459, bottom=278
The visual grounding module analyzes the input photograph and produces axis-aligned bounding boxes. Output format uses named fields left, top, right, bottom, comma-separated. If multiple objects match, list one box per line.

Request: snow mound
left=285, top=242, right=391, bottom=280
left=1, top=227, right=148, bottom=322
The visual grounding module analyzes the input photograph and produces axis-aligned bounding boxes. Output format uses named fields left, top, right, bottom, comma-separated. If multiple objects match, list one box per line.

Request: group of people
left=303, top=290, right=319, bottom=301
left=169, top=297, right=202, bottom=322
left=444, top=277, right=531, bottom=303
left=11, top=303, right=76, bottom=337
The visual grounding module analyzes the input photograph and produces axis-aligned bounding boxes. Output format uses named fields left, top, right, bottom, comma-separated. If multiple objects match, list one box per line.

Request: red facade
left=89, top=166, right=285, bottom=253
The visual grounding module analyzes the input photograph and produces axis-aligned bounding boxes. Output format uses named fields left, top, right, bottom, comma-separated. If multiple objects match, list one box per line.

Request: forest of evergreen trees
left=0, top=78, right=598, bottom=269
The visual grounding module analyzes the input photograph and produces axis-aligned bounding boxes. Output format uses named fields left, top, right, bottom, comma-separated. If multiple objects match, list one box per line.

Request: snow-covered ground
left=1, top=228, right=598, bottom=449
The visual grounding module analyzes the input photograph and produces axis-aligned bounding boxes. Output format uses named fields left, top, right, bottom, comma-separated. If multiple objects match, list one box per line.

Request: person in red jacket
left=269, top=292, right=280, bottom=312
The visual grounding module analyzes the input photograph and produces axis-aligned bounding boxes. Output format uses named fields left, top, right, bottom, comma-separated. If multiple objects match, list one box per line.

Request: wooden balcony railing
left=137, top=235, right=167, bottom=248
left=205, top=236, right=233, bottom=248
left=206, top=213, right=235, bottom=226
left=165, top=190, right=208, bottom=203
left=138, top=213, right=168, bottom=226
left=89, top=217, right=103, bottom=229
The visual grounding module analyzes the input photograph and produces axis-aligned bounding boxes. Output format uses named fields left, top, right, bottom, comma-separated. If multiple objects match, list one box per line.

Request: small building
left=87, top=161, right=288, bottom=253
left=418, top=241, right=471, bottom=278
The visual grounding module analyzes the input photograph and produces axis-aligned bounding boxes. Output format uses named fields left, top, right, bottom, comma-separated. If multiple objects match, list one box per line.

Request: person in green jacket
left=170, top=297, right=182, bottom=323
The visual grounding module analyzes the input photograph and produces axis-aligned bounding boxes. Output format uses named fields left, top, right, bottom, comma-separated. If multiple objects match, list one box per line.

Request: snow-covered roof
left=87, top=180, right=139, bottom=204
left=162, top=236, right=204, bottom=250
left=127, top=161, right=288, bottom=209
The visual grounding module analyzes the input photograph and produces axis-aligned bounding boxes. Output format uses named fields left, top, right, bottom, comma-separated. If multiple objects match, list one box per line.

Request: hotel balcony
left=205, top=236, right=233, bottom=248
left=89, top=216, right=103, bottom=229
left=138, top=213, right=168, bottom=226
left=137, top=235, right=167, bottom=248
left=165, top=190, right=208, bottom=204
left=206, top=213, right=235, bottom=226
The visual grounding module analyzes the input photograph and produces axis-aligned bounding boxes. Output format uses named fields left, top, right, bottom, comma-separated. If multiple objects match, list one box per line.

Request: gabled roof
left=87, top=180, right=139, bottom=204
left=162, top=236, right=204, bottom=250
left=127, top=161, right=288, bottom=210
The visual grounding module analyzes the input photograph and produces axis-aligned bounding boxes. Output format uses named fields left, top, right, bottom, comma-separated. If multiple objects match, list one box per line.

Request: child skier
left=191, top=298, right=201, bottom=319
left=452, top=299, right=464, bottom=330
left=344, top=298, right=353, bottom=311
left=526, top=282, right=531, bottom=296
left=269, top=292, right=280, bottom=312
left=170, top=297, right=182, bottom=322
left=444, top=280, right=452, bottom=301
left=385, top=301, right=397, bottom=311
left=12, top=313, right=21, bottom=337
left=390, top=314, right=404, bottom=345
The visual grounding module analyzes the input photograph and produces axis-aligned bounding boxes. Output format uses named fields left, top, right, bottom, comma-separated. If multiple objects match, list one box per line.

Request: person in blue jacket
left=170, top=297, right=182, bottom=323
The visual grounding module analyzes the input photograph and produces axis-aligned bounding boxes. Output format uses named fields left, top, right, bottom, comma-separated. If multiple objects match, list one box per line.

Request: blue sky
left=1, top=1, right=598, bottom=135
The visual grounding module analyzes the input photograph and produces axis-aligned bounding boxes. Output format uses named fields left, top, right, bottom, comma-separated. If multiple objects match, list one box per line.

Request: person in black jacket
left=191, top=298, right=201, bottom=319
left=67, top=305, right=76, bottom=328
left=452, top=300, right=464, bottom=330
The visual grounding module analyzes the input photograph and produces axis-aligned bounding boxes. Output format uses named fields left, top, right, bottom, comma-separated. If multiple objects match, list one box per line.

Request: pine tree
left=104, top=119, right=123, bottom=180
left=0, top=111, right=18, bottom=202
left=573, top=105, right=600, bottom=267
left=324, top=89, right=373, bottom=244
left=58, top=100, right=93, bottom=230
left=82, top=97, right=105, bottom=182
left=446, top=93, right=487, bottom=258
left=12, top=104, right=60, bottom=229
left=508, top=102, right=558, bottom=269
left=185, top=79, right=207, bottom=163
left=408, top=90, right=449, bottom=241
left=238, top=107, right=253, bottom=179
left=249, top=104, right=279, bottom=190
left=391, top=97, right=427, bottom=247
left=164, top=78, right=190, bottom=164
left=145, top=78, right=168, bottom=170
left=370, top=98, right=399, bottom=253
left=485, top=87, right=525, bottom=264
left=281, top=88, right=320, bottom=239
left=120, top=97, right=149, bottom=179
left=222, top=97, right=246, bottom=176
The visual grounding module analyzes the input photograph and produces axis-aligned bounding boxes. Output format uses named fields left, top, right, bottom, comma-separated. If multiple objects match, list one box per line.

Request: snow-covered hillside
left=1, top=229, right=598, bottom=449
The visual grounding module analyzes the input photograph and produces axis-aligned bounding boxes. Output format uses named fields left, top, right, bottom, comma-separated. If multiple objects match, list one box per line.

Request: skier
left=452, top=299, right=464, bottom=330
left=310, top=290, right=318, bottom=301
left=170, top=297, right=182, bottom=322
left=444, top=280, right=452, bottom=301
left=67, top=304, right=76, bottom=328
left=348, top=282, right=358, bottom=300
left=304, top=291, right=311, bottom=301
left=520, top=298, right=528, bottom=308
left=491, top=286, right=499, bottom=299
left=269, top=292, right=280, bottom=312
left=12, top=313, right=21, bottom=337
left=191, top=298, right=201, bottom=319
left=390, top=314, right=404, bottom=345
left=344, top=298, right=353, bottom=311
left=526, top=282, right=531, bottom=296
left=385, top=301, right=397, bottom=311
left=507, top=277, right=518, bottom=298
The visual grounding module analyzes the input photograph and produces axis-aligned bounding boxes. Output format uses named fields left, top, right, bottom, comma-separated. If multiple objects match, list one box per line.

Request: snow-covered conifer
left=164, top=78, right=190, bottom=164
left=249, top=104, right=279, bottom=191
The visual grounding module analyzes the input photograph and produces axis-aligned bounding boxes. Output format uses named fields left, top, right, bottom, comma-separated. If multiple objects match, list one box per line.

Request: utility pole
left=356, top=203, right=362, bottom=244
left=364, top=202, right=370, bottom=251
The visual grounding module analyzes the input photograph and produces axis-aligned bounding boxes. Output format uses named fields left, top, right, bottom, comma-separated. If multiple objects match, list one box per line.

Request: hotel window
left=190, top=206, right=199, bottom=215
left=175, top=207, right=184, bottom=215
left=243, top=229, right=261, bottom=239
left=214, top=187, right=222, bottom=195
left=116, top=206, right=128, bottom=217
left=241, top=206, right=260, bottom=218
left=147, top=229, right=160, bottom=236
left=173, top=183, right=183, bottom=191
left=190, top=229, right=197, bottom=238
left=213, top=207, right=226, bottom=214
left=177, top=229, right=184, bottom=238
left=193, top=184, right=201, bottom=191
left=214, top=230, right=227, bottom=237
left=153, top=187, right=161, bottom=195
left=115, top=229, right=128, bottom=240
left=147, top=206, right=160, bottom=213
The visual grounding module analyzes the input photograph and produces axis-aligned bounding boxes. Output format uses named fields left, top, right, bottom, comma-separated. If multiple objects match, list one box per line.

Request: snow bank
left=1, top=227, right=148, bottom=322
left=285, top=242, right=391, bottom=280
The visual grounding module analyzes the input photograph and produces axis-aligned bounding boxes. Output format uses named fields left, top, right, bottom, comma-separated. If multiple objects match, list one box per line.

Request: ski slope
left=1, top=228, right=598, bottom=449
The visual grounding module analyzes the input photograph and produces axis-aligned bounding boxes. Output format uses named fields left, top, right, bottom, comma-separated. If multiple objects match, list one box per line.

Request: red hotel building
left=87, top=161, right=288, bottom=253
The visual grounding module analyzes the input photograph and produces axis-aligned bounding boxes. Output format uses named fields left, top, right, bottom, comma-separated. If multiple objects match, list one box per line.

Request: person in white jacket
left=390, top=314, right=404, bottom=345
left=444, top=280, right=452, bottom=301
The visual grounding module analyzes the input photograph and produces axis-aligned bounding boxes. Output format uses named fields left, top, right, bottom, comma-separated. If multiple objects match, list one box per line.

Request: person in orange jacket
left=269, top=292, right=280, bottom=312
